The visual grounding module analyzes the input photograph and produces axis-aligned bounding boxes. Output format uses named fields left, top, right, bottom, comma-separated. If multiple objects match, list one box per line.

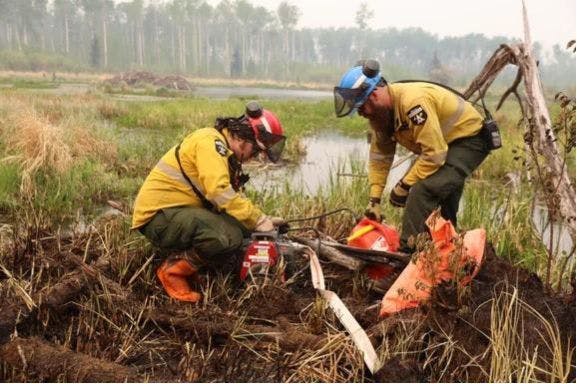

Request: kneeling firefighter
left=131, top=102, right=287, bottom=302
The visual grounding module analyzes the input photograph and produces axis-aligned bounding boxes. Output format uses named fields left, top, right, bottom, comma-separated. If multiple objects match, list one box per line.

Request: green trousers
left=139, top=206, right=250, bottom=267
left=400, top=132, right=490, bottom=250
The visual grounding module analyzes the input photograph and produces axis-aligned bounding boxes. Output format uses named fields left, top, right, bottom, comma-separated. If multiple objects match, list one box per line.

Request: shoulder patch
left=407, top=105, right=427, bottom=125
left=214, top=139, right=228, bottom=156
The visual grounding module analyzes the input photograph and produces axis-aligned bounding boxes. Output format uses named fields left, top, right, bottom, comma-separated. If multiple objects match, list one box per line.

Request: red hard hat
left=245, top=102, right=286, bottom=162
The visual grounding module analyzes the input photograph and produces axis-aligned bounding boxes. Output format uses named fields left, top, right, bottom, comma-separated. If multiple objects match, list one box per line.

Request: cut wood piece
left=1, top=254, right=127, bottom=346
left=320, top=240, right=410, bottom=264
left=291, top=236, right=366, bottom=271
left=0, top=337, right=142, bottom=382
left=64, top=253, right=126, bottom=298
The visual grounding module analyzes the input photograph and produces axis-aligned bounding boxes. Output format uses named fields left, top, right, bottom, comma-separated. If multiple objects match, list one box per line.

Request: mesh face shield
left=333, top=86, right=367, bottom=117
left=255, top=125, right=286, bottom=163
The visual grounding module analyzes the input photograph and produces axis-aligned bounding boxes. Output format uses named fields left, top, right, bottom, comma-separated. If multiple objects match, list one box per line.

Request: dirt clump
left=373, top=355, right=424, bottom=383
left=103, top=71, right=193, bottom=90
left=369, top=244, right=576, bottom=382
left=426, top=245, right=575, bottom=381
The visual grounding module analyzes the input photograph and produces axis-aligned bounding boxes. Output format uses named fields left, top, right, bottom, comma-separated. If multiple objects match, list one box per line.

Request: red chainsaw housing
left=240, top=239, right=280, bottom=281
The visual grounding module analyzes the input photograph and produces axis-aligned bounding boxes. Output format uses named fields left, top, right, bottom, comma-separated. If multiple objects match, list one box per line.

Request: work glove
left=254, top=215, right=275, bottom=232
left=389, top=180, right=411, bottom=208
left=364, top=197, right=382, bottom=222
left=270, top=216, right=287, bottom=226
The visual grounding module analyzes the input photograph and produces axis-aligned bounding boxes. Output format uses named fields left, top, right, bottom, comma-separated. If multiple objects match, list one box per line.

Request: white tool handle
left=304, top=247, right=382, bottom=374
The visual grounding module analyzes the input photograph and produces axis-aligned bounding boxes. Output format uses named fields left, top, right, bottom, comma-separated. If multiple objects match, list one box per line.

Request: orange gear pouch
left=156, top=258, right=202, bottom=302
left=379, top=212, right=486, bottom=318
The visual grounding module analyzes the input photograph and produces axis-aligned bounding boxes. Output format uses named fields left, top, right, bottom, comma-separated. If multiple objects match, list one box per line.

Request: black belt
left=448, top=128, right=484, bottom=147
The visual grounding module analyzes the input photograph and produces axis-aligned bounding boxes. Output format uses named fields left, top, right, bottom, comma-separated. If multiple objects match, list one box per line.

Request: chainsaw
left=239, top=217, right=409, bottom=291
left=239, top=228, right=303, bottom=284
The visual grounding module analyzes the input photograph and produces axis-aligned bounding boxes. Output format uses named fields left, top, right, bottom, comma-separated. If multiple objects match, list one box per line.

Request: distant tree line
left=0, top=0, right=574, bottom=88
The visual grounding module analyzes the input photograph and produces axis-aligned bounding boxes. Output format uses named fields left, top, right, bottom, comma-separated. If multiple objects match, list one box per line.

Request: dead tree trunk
left=462, top=3, right=576, bottom=243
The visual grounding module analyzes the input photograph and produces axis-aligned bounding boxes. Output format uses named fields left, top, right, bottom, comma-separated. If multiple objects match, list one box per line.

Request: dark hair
left=214, top=116, right=256, bottom=143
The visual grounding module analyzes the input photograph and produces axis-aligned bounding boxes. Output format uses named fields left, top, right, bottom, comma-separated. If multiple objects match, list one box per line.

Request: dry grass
left=488, top=284, right=574, bottom=382
left=0, top=93, right=117, bottom=196
left=8, top=108, right=72, bottom=194
left=0, top=70, right=109, bottom=83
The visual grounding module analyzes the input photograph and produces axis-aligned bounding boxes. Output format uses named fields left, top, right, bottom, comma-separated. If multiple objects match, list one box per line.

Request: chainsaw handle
left=278, top=223, right=290, bottom=234
left=251, top=221, right=291, bottom=239
left=250, top=231, right=278, bottom=241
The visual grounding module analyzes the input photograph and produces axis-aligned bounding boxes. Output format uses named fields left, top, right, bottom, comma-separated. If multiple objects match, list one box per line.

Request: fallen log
left=0, top=337, right=142, bottom=382
left=320, top=240, right=410, bottom=264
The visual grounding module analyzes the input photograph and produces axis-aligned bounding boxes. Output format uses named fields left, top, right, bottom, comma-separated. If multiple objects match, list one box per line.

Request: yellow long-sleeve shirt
left=368, top=82, right=483, bottom=199
left=131, top=128, right=263, bottom=230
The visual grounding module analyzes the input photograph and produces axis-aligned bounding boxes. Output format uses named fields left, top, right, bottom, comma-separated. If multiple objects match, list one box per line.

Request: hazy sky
left=221, top=0, right=575, bottom=49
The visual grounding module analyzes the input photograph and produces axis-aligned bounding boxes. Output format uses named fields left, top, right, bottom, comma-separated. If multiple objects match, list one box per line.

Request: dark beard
left=369, top=107, right=394, bottom=138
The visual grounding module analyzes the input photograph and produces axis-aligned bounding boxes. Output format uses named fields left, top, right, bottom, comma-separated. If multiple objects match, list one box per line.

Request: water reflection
left=193, top=86, right=332, bottom=100
left=31, top=83, right=332, bottom=101
left=249, top=132, right=410, bottom=194
left=532, top=204, right=575, bottom=259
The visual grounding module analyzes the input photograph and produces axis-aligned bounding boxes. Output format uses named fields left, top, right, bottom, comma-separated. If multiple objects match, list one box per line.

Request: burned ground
left=0, top=225, right=575, bottom=382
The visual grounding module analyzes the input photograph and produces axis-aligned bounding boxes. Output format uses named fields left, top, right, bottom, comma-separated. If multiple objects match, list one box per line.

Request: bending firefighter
left=132, top=102, right=287, bottom=302
left=334, top=59, right=495, bottom=253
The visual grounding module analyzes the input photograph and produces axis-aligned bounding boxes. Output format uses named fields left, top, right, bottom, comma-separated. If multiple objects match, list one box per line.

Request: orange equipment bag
left=347, top=218, right=401, bottom=281
left=156, top=258, right=202, bottom=303
left=379, top=212, right=485, bottom=318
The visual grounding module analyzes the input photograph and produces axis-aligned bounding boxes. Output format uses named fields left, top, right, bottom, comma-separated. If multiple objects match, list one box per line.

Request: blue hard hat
left=334, top=59, right=383, bottom=117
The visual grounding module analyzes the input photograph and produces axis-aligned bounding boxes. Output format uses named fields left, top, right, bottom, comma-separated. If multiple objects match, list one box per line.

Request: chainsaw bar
left=320, top=241, right=411, bottom=264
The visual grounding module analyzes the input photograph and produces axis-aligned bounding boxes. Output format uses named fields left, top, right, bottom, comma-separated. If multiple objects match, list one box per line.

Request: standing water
left=249, top=132, right=411, bottom=194
left=192, top=86, right=332, bottom=100
left=532, top=204, right=575, bottom=260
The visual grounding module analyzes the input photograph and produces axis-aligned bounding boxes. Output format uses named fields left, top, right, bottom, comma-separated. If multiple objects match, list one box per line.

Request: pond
left=532, top=204, right=575, bottom=260
left=192, top=86, right=332, bottom=100
left=29, top=83, right=333, bottom=101
left=249, top=132, right=411, bottom=195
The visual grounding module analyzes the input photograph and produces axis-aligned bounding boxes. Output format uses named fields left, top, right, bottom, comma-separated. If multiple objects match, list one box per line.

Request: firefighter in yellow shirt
left=132, top=102, right=286, bottom=302
left=334, top=59, right=492, bottom=252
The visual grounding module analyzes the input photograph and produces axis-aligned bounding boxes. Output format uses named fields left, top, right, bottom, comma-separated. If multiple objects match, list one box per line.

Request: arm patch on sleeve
left=215, top=139, right=228, bottom=156
left=407, top=105, right=428, bottom=125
